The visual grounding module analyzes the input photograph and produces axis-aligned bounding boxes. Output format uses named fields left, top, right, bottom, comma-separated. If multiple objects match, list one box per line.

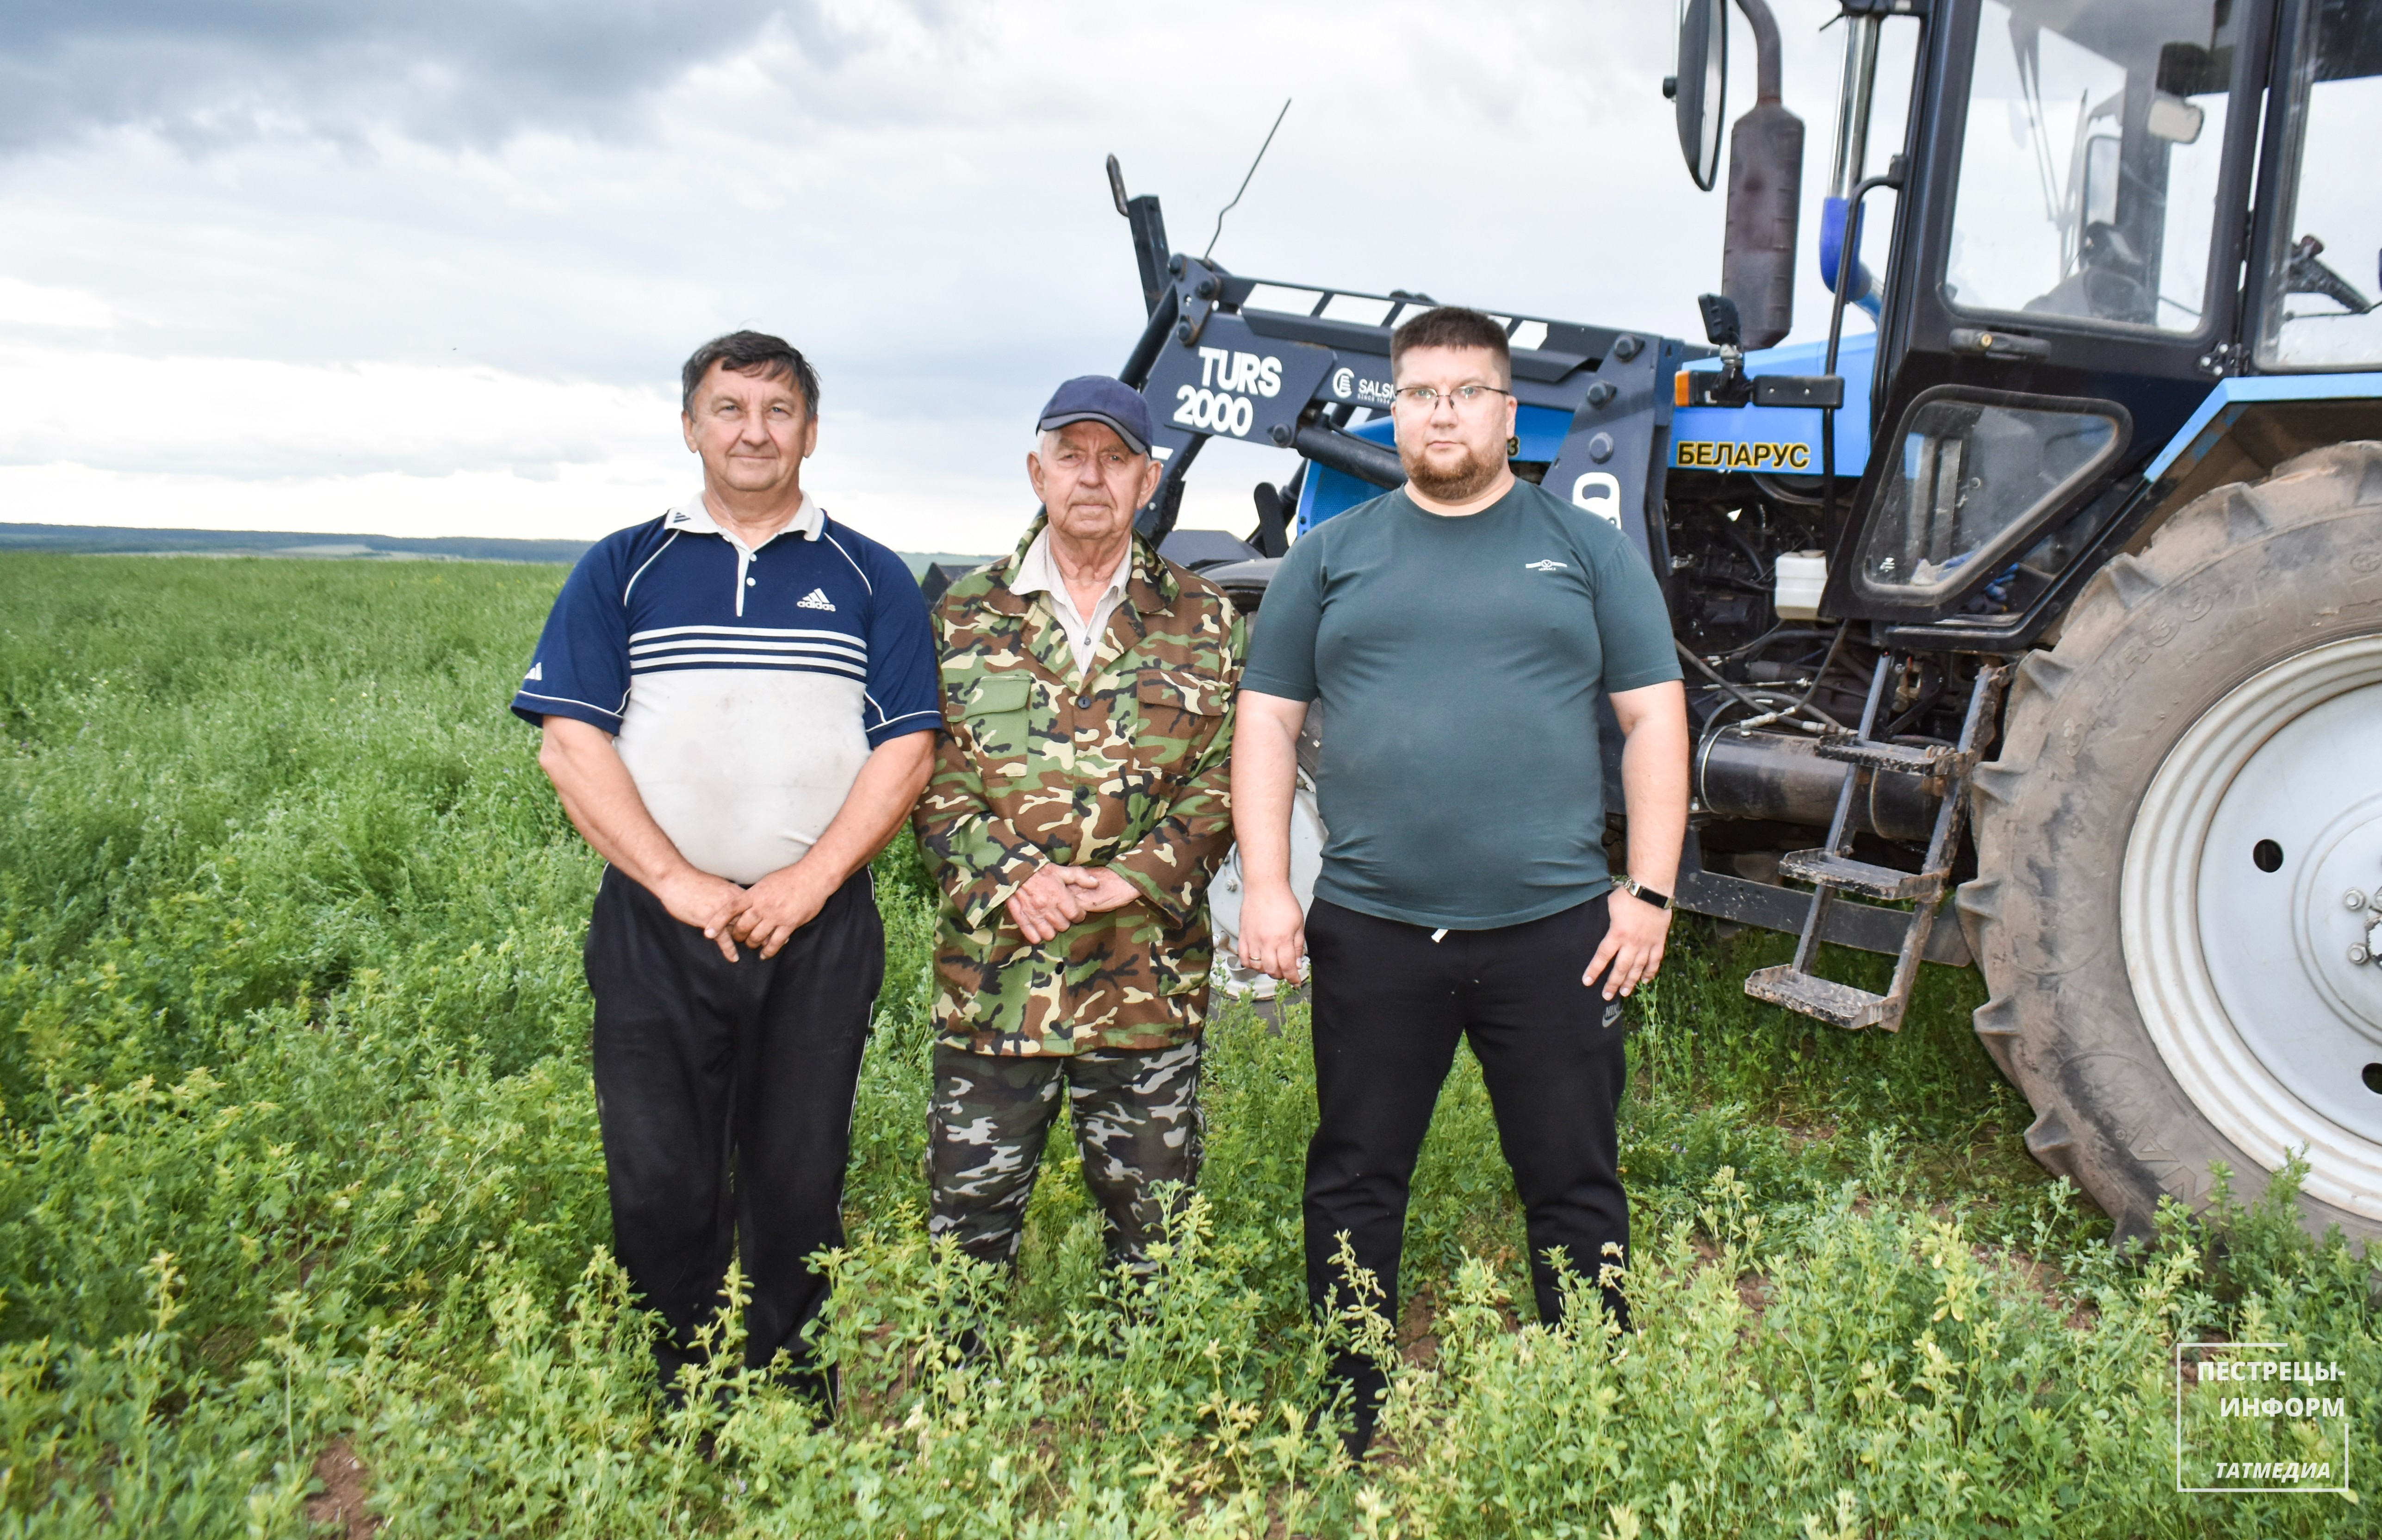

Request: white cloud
left=0, top=344, right=677, bottom=479
left=0, top=0, right=1887, bottom=552
left=0, top=275, right=118, bottom=329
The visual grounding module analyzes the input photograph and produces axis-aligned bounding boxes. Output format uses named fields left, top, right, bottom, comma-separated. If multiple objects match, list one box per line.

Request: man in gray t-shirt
left=1234, top=306, right=1688, bottom=1454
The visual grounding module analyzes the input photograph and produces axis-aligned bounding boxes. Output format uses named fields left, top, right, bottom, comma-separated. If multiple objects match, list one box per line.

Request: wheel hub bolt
left=2352, top=944, right=2373, bottom=965
left=2348, top=891, right=2370, bottom=910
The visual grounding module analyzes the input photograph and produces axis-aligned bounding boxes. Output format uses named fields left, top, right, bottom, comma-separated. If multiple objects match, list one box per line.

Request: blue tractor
left=1105, top=0, right=2382, bottom=1248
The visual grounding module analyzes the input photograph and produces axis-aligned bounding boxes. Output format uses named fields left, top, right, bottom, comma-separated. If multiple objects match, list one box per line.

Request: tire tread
left=1968, top=440, right=2382, bottom=1242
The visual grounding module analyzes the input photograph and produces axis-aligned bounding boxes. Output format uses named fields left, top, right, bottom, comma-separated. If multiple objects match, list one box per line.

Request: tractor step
left=1743, top=965, right=1894, bottom=1030
left=1778, top=849, right=1944, bottom=902
left=1813, top=734, right=1971, bottom=778
left=1741, top=654, right=2010, bottom=1035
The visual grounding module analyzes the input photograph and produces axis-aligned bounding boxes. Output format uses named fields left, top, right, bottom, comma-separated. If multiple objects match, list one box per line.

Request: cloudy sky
left=0, top=1, right=1905, bottom=553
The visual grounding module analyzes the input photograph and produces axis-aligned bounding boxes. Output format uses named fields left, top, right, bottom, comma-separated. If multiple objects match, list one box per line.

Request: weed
left=0, top=554, right=2371, bottom=1534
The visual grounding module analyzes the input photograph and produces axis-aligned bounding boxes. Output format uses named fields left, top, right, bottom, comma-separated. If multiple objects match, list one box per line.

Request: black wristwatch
left=1619, top=875, right=1672, bottom=910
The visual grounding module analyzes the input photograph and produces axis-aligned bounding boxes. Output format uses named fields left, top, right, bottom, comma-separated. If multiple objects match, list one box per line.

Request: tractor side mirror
left=1674, top=0, right=1727, bottom=192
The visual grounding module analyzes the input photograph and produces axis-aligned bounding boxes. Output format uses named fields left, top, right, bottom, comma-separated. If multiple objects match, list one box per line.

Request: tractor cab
left=1657, top=0, right=2382, bottom=1243
left=1681, top=0, right=2382, bottom=645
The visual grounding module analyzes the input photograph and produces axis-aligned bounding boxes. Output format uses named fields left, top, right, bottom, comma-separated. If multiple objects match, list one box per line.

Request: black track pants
left=585, top=864, right=882, bottom=1397
left=1303, top=895, right=1631, bottom=1411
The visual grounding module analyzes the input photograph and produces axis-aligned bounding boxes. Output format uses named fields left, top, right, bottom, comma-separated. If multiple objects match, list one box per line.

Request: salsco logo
left=1676, top=440, right=1814, bottom=471
left=2175, top=1344, right=2357, bottom=1497
left=1175, top=347, right=1284, bottom=439
left=1329, top=366, right=1396, bottom=406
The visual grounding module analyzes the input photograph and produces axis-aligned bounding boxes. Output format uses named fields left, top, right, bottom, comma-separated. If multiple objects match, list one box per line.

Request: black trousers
left=1304, top=895, right=1631, bottom=1412
left=585, top=864, right=882, bottom=1396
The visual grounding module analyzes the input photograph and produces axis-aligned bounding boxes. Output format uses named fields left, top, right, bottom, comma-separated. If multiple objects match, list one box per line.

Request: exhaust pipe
left=1720, top=0, right=1803, bottom=351
left=1696, top=728, right=1937, bottom=841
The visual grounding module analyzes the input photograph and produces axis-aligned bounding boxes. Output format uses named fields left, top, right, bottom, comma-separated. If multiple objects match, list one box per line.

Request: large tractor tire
left=1960, top=441, right=2382, bottom=1245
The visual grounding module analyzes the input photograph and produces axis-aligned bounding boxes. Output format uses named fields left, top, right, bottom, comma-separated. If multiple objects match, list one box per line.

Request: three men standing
left=520, top=321, right=1687, bottom=1444
left=1234, top=306, right=1690, bottom=1447
left=916, top=378, right=1245, bottom=1273
left=517, top=331, right=938, bottom=1401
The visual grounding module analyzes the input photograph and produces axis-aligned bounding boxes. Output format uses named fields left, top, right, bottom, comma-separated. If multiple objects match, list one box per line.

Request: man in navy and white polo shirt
left=513, top=329, right=937, bottom=1406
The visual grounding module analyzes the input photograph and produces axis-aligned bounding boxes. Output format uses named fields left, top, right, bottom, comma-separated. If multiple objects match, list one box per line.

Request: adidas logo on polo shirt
left=798, top=588, right=836, bottom=612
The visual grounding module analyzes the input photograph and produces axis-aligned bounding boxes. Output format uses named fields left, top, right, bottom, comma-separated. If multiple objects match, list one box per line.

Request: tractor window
left=1943, top=0, right=2241, bottom=334
left=1855, top=391, right=2126, bottom=601
left=2258, top=0, right=2382, bottom=368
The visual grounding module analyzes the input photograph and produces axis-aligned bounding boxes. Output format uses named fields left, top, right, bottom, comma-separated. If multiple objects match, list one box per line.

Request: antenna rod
left=1203, top=98, right=1292, bottom=261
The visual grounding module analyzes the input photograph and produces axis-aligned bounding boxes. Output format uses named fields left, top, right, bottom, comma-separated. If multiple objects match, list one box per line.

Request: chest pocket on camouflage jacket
left=959, top=671, right=1038, bottom=766
left=1128, top=671, right=1228, bottom=771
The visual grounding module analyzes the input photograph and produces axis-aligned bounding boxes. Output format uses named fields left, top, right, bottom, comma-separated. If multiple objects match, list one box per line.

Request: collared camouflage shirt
left=916, top=515, right=1245, bottom=1056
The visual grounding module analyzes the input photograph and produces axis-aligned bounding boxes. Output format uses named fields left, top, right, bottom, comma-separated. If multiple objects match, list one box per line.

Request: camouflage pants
left=927, top=1040, right=1203, bottom=1271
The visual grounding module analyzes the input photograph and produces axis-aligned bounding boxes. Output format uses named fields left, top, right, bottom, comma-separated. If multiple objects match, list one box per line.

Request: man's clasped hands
left=1005, top=863, right=1142, bottom=943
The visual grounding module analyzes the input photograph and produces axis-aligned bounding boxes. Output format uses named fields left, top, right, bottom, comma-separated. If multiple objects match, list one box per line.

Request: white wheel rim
left=2123, top=633, right=2382, bottom=1220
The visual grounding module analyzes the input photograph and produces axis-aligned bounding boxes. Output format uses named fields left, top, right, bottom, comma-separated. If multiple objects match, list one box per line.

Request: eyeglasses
left=1390, top=383, right=1514, bottom=412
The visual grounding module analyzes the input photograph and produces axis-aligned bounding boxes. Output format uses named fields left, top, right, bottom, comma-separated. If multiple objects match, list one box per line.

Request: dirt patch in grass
left=1980, top=1243, right=2101, bottom=1330
left=306, top=1438, right=377, bottom=1538
left=1399, top=1294, right=1439, bottom=1370
left=1683, top=1236, right=1774, bottom=1318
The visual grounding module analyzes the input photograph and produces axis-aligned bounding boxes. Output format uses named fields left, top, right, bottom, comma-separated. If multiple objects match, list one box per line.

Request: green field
left=0, top=554, right=2371, bottom=1536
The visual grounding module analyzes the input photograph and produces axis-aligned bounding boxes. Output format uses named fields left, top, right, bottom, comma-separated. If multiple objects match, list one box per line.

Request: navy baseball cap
left=1036, top=375, right=1154, bottom=456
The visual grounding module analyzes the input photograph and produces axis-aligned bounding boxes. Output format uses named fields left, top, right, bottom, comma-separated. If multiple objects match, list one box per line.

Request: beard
left=1402, top=437, right=1506, bottom=504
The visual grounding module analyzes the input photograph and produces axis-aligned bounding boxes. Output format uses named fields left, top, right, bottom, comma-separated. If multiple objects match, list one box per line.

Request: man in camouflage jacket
left=915, top=375, right=1245, bottom=1273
